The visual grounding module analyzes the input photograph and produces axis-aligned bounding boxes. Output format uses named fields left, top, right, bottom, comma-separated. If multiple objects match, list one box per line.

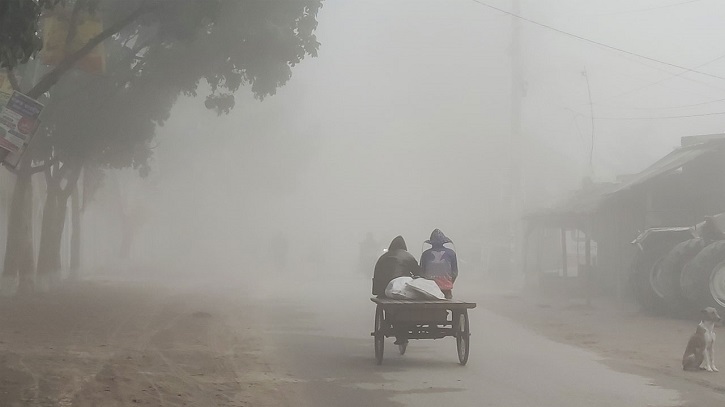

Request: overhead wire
left=469, top=0, right=725, bottom=120
left=593, top=0, right=703, bottom=16
left=593, top=53, right=725, bottom=105
left=468, top=0, right=725, bottom=82
left=591, top=111, right=725, bottom=120
left=591, top=95, right=725, bottom=111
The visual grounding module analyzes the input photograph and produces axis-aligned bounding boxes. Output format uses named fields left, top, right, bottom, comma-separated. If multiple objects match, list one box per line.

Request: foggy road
left=248, top=275, right=694, bottom=407
left=6, top=0, right=725, bottom=406
left=4, top=276, right=725, bottom=406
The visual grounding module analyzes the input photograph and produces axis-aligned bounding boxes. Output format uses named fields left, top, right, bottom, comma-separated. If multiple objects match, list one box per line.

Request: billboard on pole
left=0, top=92, right=44, bottom=154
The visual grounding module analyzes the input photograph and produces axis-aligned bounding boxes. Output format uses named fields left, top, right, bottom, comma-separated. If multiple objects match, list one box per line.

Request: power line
left=595, top=0, right=703, bottom=16
left=595, top=111, right=725, bottom=120
left=548, top=99, right=725, bottom=120
left=646, top=96, right=725, bottom=110
left=592, top=95, right=725, bottom=111
left=468, top=0, right=725, bottom=82
left=596, top=52, right=725, bottom=102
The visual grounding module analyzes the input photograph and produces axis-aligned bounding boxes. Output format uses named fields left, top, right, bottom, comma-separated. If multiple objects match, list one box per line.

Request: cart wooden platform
left=370, top=297, right=477, bottom=365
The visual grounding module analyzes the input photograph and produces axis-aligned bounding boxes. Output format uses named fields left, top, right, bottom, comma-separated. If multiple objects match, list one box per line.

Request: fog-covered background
left=77, top=0, right=725, bottom=277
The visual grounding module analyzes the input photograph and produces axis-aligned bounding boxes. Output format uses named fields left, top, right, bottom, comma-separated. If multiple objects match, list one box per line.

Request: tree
left=2, top=0, right=323, bottom=292
left=0, top=0, right=60, bottom=70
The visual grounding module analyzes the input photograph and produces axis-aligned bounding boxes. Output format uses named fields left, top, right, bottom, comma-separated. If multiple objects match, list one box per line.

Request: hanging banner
left=0, top=92, right=44, bottom=154
left=41, top=7, right=106, bottom=75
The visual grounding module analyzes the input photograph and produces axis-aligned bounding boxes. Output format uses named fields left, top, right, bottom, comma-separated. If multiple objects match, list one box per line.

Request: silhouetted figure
left=372, top=235, right=419, bottom=346
left=419, top=229, right=458, bottom=299
left=372, top=236, right=419, bottom=296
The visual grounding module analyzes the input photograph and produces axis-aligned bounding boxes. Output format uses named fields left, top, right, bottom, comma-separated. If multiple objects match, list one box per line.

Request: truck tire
left=631, top=229, right=693, bottom=314
left=680, top=240, right=725, bottom=313
left=631, top=249, right=668, bottom=313
left=655, top=238, right=705, bottom=315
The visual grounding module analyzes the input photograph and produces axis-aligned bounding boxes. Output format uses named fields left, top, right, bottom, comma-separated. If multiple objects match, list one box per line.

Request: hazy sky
left=124, top=0, right=725, bottom=271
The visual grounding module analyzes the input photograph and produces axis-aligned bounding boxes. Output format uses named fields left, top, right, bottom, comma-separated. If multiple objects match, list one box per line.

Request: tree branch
left=44, top=166, right=52, bottom=186
left=56, top=160, right=69, bottom=179
left=61, top=164, right=82, bottom=199
left=27, top=2, right=161, bottom=99
left=31, top=164, right=49, bottom=175
left=30, top=157, right=59, bottom=175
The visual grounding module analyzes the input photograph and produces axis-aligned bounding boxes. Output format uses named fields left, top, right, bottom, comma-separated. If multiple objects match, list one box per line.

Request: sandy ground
left=0, top=279, right=286, bottom=407
left=476, top=282, right=725, bottom=398
left=0, top=273, right=723, bottom=406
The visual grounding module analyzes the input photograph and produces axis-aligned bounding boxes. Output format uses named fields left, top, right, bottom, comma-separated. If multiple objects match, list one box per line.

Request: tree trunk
left=1, top=172, right=35, bottom=295
left=69, top=186, right=81, bottom=280
left=36, top=187, right=69, bottom=291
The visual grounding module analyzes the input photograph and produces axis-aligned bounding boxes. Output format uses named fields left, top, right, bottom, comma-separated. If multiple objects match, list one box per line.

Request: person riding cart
left=372, top=235, right=419, bottom=296
left=372, top=235, right=419, bottom=346
left=419, top=229, right=458, bottom=299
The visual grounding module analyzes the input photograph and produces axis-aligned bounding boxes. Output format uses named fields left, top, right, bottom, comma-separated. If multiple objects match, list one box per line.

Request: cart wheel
left=456, top=310, right=470, bottom=365
left=374, top=305, right=385, bottom=364
left=398, top=341, right=407, bottom=355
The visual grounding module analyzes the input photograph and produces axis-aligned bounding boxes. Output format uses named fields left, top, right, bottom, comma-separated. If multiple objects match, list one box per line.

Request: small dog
left=683, top=307, right=721, bottom=372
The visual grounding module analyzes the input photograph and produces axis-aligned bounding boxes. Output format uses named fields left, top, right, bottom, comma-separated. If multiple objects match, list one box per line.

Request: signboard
left=0, top=120, right=40, bottom=170
left=41, top=7, right=106, bottom=75
left=0, top=92, right=44, bottom=154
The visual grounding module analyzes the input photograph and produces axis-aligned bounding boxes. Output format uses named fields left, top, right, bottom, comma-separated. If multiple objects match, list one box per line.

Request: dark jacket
left=372, top=236, right=419, bottom=296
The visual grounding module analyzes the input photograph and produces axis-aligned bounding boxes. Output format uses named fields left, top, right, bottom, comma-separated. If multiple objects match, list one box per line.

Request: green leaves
left=21, top=0, right=323, bottom=177
left=0, top=0, right=61, bottom=69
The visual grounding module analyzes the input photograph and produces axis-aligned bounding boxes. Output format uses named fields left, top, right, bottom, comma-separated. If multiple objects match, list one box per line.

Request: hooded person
left=372, top=236, right=419, bottom=297
left=419, top=229, right=458, bottom=299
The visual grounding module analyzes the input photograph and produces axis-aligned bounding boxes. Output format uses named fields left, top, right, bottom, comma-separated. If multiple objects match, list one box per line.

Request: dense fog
left=67, top=0, right=725, bottom=282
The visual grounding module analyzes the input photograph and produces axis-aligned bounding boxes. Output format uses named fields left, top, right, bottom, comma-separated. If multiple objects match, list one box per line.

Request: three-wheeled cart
left=370, top=297, right=477, bottom=365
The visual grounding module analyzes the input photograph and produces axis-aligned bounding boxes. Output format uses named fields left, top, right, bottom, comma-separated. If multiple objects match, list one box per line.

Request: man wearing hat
left=419, top=229, right=458, bottom=299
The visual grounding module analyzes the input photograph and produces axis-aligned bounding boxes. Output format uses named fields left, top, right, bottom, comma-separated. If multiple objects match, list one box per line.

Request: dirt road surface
left=250, top=274, right=724, bottom=407
left=0, top=278, right=284, bottom=406
left=0, top=273, right=723, bottom=406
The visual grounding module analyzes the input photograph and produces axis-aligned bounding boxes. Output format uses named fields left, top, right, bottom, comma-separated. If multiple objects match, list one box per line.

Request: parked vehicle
left=631, top=214, right=725, bottom=315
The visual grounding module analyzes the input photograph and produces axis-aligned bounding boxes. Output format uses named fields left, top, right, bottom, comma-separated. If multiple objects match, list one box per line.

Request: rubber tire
left=680, top=240, right=725, bottom=314
left=631, top=250, right=669, bottom=313
left=456, top=310, right=470, bottom=366
left=631, top=230, right=693, bottom=313
left=656, top=238, right=705, bottom=315
left=374, top=306, right=385, bottom=365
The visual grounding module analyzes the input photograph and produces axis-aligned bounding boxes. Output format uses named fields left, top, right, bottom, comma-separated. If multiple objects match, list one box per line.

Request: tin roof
left=525, top=138, right=725, bottom=225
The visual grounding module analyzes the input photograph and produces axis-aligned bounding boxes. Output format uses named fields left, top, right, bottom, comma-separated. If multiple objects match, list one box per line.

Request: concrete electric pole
left=508, top=0, right=525, bottom=279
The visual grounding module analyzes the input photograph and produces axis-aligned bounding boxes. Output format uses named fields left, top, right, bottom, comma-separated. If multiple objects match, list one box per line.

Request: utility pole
left=508, top=0, right=524, bottom=280
left=582, top=68, right=595, bottom=175
left=582, top=68, right=595, bottom=306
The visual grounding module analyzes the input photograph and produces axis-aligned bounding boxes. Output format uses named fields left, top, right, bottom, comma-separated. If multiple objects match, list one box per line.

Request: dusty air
left=0, top=0, right=723, bottom=406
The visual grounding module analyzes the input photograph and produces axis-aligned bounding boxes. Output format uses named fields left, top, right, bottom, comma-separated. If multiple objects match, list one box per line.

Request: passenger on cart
left=419, top=229, right=458, bottom=299
left=372, top=235, right=419, bottom=346
left=372, top=235, right=419, bottom=297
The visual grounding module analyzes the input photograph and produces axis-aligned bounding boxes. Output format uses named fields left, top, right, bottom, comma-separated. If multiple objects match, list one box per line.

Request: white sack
left=385, top=276, right=419, bottom=299
left=406, top=278, right=445, bottom=300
